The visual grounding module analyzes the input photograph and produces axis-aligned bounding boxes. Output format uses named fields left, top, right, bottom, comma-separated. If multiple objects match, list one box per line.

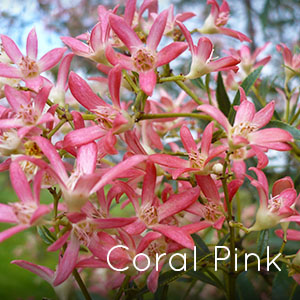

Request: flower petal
left=26, top=28, right=38, bottom=60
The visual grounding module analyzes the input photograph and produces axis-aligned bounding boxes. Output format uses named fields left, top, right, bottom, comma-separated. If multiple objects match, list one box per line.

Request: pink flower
left=106, top=10, right=188, bottom=95
left=0, top=28, right=66, bottom=82
left=199, top=0, right=251, bottom=42
left=0, top=85, right=54, bottom=138
left=197, top=87, right=294, bottom=150
left=247, top=168, right=298, bottom=231
left=0, top=162, right=50, bottom=242
left=277, top=43, right=300, bottom=82
left=177, top=21, right=240, bottom=79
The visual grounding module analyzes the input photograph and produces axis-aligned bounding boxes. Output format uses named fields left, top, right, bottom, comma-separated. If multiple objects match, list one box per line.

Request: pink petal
left=68, top=71, right=107, bottom=110
left=180, top=125, right=197, bottom=153
left=109, top=14, right=142, bottom=52
left=34, top=85, right=52, bottom=114
left=76, top=142, right=97, bottom=175
left=147, top=261, right=164, bottom=293
left=26, top=28, right=38, bottom=60
left=48, top=231, right=71, bottom=252
left=252, top=101, right=275, bottom=129
left=195, top=37, right=213, bottom=63
left=105, top=45, right=134, bottom=70
left=90, top=23, right=102, bottom=52
left=63, top=126, right=107, bottom=148
left=32, top=136, right=68, bottom=182
left=38, top=48, right=67, bottom=73
left=251, top=145, right=268, bottom=169
left=158, top=186, right=200, bottom=221
left=142, top=161, right=156, bottom=206
left=0, top=63, right=22, bottom=78
left=53, top=232, right=80, bottom=286
left=108, top=65, right=122, bottom=108
left=149, top=154, right=189, bottom=169
left=197, top=104, right=230, bottom=132
left=272, top=177, right=294, bottom=197
left=4, top=85, right=31, bottom=111
left=139, top=70, right=157, bottom=96
left=207, top=56, right=240, bottom=73
left=93, top=217, right=137, bottom=229
left=0, top=204, right=18, bottom=223
left=30, top=205, right=50, bottom=225
left=90, top=155, right=147, bottom=194
left=275, top=229, right=300, bottom=241
left=228, top=179, right=243, bottom=202
left=60, top=37, right=90, bottom=55
left=218, top=27, right=251, bottom=43
left=147, top=9, right=168, bottom=50
left=0, top=224, right=28, bottom=243
left=10, top=162, right=34, bottom=203
left=176, top=21, right=195, bottom=55
left=201, top=122, right=213, bottom=156
left=1, top=34, right=23, bottom=64
left=76, top=257, right=109, bottom=268
left=124, top=0, right=137, bottom=25
left=196, top=175, right=220, bottom=203
left=152, top=224, right=194, bottom=249
left=136, top=232, right=162, bottom=253
left=11, top=260, right=54, bottom=283
left=56, top=53, right=74, bottom=90
left=249, top=128, right=294, bottom=146
left=0, top=118, right=24, bottom=129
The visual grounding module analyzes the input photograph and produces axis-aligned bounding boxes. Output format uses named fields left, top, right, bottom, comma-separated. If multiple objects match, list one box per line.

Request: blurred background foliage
left=0, top=0, right=300, bottom=299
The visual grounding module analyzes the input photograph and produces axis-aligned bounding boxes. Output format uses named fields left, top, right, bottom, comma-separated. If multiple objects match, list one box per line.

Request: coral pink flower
left=0, top=28, right=66, bottom=82
left=225, top=43, right=271, bottom=75
left=277, top=43, right=300, bottom=82
left=121, top=161, right=202, bottom=249
left=106, top=10, right=188, bottom=95
left=0, top=85, right=54, bottom=138
left=197, top=87, right=294, bottom=150
left=199, top=0, right=251, bottom=42
left=0, top=162, right=50, bottom=242
left=247, top=168, right=298, bottom=231
left=149, top=122, right=227, bottom=179
left=177, top=21, right=240, bottom=79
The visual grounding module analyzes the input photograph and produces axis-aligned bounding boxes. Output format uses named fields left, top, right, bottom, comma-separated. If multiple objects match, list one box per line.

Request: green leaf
left=236, top=272, right=260, bottom=300
left=228, top=66, right=263, bottom=124
left=217, top=233, right=230, bottom=256
left=216, top=72, right=231, bottom=116
left=191, top=77, right=205, bottom=90
left=192, top=234, right=210, bottom=257
left=187, top=269, right=220, bottom=288
left=272, top=264, right=295, bottom=300
left=257, top=229, right=269, bottom=257
left=265, top=120, right=300, bottom=141
left=37, top=226, right=56, bottom=245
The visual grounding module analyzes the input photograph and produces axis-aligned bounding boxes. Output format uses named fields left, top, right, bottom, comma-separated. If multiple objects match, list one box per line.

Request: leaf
left=217, top=233, right=230, bottom=256
left=192, top=234, right=210, bottom=257
left=216, top=72, right=231, bottom=116
left=257, top=229, right=269, bottom=257
left=187, top=269, right=220, bottom=288
left=191, top=77, right=205, bottom=90
left=228, top=66, right=263, bottom=124
left=236, top=272, right=260, bottom=300
left=272, top=264, right=295, bottom=300
left=265, top=120, right=300, bottom=141
left=37, top=226, right=56, bottom=245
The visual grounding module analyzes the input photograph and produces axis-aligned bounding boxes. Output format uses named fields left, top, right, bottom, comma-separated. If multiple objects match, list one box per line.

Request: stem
left=222, top=152, right=236, bottom=300
left=47, top=119, right=67, bottom=139
left=205, top=74, right=212, bottom=105
left=122, top=70, right=139, bottom=94
left=289, top=107, right=300, bottom=125
left=174, top=80, right=203, bottom=105
left=136, top=112, right=211, bottom=122
left=115, top=275, right=131, bottom=300
left=73, top=269, right=92, bottom=300
left=159, top=74, right=185, bottom=82
left=183, top=279, right=196, bottom=300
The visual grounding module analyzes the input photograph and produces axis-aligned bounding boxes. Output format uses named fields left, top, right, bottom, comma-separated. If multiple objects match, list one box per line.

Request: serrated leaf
left=216, top=72, right=231, bottom=116
left=192, top=234, right=210, bottom=257
left=236, top=272, right=260, bottom=300
left=37, top=226, right=56, bottom=245
left=265, top=120, right=300, bottom=141
left=229, top=66, right=263, bottom=124
left=191, top=78, right=205, bottom=90
left=257, top=229, right=269, bottom=257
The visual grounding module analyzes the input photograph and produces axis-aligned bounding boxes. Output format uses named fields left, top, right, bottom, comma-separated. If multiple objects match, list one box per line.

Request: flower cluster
left=0, top=0, right=300, bottom=299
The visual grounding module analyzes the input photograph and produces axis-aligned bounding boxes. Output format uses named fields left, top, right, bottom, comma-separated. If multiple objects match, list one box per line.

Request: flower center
left=0, top=129, right=20, bottom=156
left=230, top=147, right=247, bottom=160
left=140, top=204, right=158, bottom=226
left=132, top=48, right=156, bottom=72
left=73, top=221, right=96, bottom=246
left=19, top=56, right=39, bottom=78
left=146, top=240, right=167, bottom=261
left=16, top=104, right=39, bottom=125
left=10, top=202, right=37, bottom=224
left=203, top=202, right=222, bottom=222
left=24, top=141, right=43, bottom=157
left=231, top=122, right=258, bottom=138
left=268, top=195, right=283, bottom=213
left=188, top=150, right=206, bottom=169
